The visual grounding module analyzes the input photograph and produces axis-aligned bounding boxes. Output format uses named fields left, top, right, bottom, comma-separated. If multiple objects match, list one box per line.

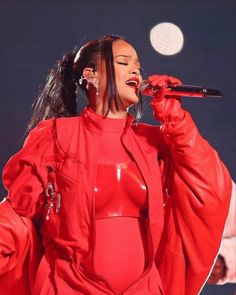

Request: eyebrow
left=114, top=55, right=140, bottom=63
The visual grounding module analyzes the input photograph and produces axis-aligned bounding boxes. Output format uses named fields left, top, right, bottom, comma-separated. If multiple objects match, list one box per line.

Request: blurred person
left=207, top=180, right=236, bottom=285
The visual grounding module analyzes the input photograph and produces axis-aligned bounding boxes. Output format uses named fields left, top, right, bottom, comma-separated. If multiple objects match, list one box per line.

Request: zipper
left=44, top=165, right=62, bottom=221
left=52, top=168, right=78, bottom=184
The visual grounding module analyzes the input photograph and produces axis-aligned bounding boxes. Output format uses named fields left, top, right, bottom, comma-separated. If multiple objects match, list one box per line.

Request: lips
left=125, top=77, right=140, bottom=94
left=125, top=77, right=140, bottom=88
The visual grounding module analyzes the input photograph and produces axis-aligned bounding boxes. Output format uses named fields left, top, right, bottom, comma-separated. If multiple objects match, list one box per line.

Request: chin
left=122, top=96, right=139, bottom=108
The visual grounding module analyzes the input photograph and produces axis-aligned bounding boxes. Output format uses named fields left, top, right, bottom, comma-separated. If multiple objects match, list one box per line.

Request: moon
left=150, top=22, right=184, bottom=56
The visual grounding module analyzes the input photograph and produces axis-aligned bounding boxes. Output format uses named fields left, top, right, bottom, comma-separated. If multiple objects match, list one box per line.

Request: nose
left=130, top=68, right=140, bottom=76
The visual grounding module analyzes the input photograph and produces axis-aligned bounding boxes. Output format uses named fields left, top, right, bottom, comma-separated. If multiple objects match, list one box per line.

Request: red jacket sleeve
left=0, top=200, right=43, bottom=294
left=156, top=111, right=232, bottom=295
left=0, top=200, right=30, bottom=276
left=0, top=120, right=53, bottom=292
left=2, top=119, right=54, bottom=218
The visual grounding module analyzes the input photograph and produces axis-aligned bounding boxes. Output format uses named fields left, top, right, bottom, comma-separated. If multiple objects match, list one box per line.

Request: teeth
left=126, top=80, right=138, bottom=86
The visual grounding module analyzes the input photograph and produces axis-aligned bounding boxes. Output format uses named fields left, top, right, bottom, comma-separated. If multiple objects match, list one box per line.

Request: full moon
left=150, top=22, right=184, bottom=56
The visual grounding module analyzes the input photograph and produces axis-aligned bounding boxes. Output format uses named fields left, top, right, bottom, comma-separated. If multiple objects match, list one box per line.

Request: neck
left=88, top=103, right=128, bottom=119
left=106, top=109, right=128, bottom=118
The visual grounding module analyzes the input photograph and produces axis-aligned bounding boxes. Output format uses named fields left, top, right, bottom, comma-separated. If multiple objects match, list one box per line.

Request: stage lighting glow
left=150, top=22, right=184, bottom=56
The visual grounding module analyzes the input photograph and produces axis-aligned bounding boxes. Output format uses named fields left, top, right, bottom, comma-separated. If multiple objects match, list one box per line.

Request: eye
left=117, top=62, right=128, bottom=65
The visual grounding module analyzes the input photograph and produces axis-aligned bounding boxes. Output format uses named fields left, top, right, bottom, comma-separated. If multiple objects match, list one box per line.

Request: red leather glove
left=141, top=75, right=185, bottom=123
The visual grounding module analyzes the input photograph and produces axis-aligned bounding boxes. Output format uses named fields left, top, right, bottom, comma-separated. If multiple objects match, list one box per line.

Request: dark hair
left=27, top=35, right=143, bottom=132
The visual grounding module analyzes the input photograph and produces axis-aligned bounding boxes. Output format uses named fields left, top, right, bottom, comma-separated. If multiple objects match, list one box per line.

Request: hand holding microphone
left=140, top=75, right=223, bottom=123
left=141, top=75, right=185, bottom=123
left=140, top=77, right=223, bottom=98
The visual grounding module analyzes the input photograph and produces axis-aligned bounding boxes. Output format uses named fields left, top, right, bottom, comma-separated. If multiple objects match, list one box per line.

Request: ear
left=82, top=67, right=96, bottom=80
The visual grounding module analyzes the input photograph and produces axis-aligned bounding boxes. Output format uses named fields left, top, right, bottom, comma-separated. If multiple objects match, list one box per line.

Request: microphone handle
left=141, top=82, right=223, bottom=98
left=167, top=84, right=223, bottom=98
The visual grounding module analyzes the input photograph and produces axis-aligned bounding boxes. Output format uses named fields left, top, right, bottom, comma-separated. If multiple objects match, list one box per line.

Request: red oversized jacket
left=0, top=107, right=232, bottom=294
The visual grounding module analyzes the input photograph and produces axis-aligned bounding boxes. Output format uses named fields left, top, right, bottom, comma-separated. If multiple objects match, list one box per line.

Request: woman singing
left=0, top=35, right=232, bottom=295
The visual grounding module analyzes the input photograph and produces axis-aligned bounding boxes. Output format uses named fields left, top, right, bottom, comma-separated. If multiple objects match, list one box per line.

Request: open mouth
left=125, top=78, right=140, bottom=94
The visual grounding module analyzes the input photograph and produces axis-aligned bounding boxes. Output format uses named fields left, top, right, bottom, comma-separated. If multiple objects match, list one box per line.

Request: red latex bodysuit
left=93, top=114, right=148, bottom=293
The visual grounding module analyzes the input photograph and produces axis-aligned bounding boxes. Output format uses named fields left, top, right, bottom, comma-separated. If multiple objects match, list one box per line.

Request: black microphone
left=140, top=81, right=223, bottom=98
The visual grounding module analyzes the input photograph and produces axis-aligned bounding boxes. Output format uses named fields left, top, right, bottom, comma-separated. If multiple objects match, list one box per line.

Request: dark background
left=0, top=1, right=235, bottom=294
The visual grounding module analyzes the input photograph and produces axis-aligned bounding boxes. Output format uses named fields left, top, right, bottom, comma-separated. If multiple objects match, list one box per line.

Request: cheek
left=113, top=66, right=125, bottom=84
left=116, top=76, right=129, bottom=95
left=115, top=72, right=123, bottom=84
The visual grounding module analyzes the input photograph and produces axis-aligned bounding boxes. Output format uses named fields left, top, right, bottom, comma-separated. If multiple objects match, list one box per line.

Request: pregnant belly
left=93, top=217, right=147, bottom=293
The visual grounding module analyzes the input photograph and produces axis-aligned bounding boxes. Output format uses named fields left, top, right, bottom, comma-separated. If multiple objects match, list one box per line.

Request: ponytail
left=27, top=35, right=144, bottom=133
left=27, top=52, right=77, bottom=132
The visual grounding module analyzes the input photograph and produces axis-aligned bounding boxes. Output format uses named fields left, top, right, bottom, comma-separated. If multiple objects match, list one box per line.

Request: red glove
left=141, top=75, right=185, bottom=123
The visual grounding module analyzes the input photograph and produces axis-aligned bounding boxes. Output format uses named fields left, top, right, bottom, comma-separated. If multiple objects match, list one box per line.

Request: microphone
left=140, top=80, right=223, bottom=98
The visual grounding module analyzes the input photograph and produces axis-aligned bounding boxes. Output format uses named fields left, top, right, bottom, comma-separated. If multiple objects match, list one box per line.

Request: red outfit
left=0, top=106, right=232, bottom=295
left=95, top=162, right=147, bottom=218
left=93, top=114, right=148, bottom=292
